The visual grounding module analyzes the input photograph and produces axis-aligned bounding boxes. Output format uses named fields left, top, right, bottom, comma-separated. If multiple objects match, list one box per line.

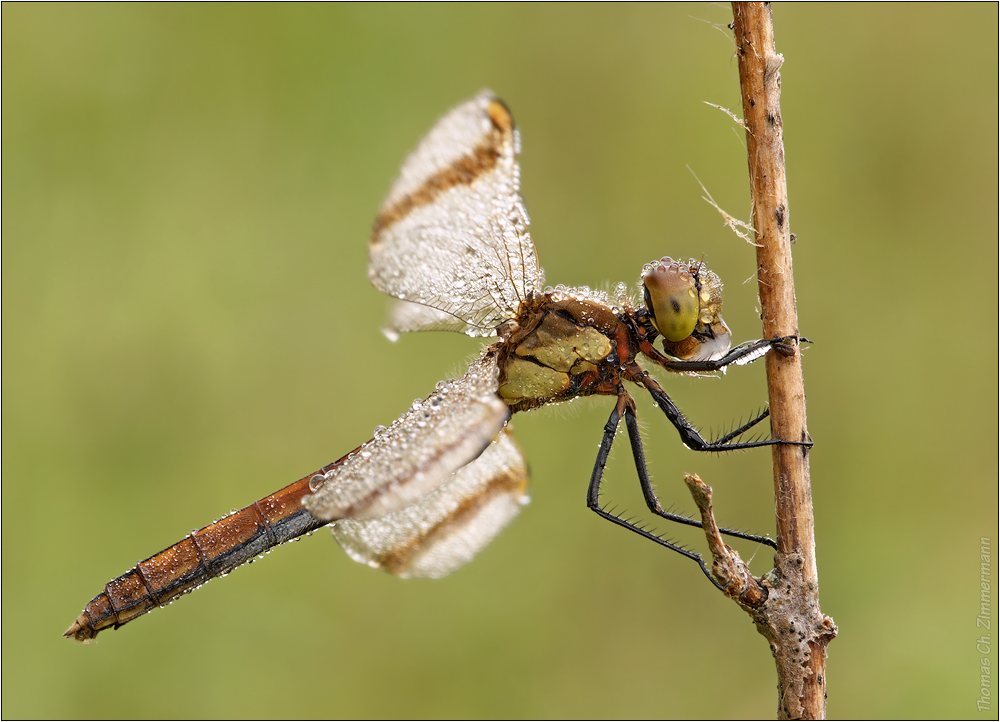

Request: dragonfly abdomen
left=64, top=465, right=339, bottom=642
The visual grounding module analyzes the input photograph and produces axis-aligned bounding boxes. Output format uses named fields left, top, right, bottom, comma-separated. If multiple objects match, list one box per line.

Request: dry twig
left=732, top=4, right=836, bottom=717
left=685, top=5, right=837, bottom=719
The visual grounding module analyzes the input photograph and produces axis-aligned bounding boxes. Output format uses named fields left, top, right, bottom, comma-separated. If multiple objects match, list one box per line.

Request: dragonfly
left=65, top=91, right=804, bottom=642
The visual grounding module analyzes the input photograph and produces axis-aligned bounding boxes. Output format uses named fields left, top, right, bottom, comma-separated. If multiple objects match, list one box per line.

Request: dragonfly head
left=641, top=257, right=732, bottom=362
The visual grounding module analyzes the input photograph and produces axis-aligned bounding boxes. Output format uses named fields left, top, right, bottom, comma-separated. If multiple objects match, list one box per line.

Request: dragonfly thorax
left=496, top=294, right=623, bottom=411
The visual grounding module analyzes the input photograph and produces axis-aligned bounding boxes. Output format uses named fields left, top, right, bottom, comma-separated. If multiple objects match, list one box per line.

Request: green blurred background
left=3, top=4, right=997, bottom=718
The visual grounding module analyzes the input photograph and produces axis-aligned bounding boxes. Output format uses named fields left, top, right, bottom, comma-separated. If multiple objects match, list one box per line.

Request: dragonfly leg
left=710, top=407, right=772, bottom=446
left=586, top=392, right=728, bottom=589
left=621, top=399, right=778, bottom=549
left=638, top=373, right=811, bottom=453
left=650, top=334, right=806, bottom=373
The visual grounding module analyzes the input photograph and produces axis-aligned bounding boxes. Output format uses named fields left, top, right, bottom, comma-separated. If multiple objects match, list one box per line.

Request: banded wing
left=332, top=428, right=528, bottom=578
left=369, top=91, right=543, bottom=336
left=304, top=355, right=512, bottom=522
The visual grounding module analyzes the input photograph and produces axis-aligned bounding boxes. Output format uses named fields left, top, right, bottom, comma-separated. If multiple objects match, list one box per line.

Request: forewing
left=370, top=91, right=543, bottom=336
left=331, top=427, right=529, bottom=578
left=303, top=355, right=508, bottom=521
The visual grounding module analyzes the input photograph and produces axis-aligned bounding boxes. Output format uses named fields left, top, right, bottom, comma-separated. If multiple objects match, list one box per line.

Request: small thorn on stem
left=683, top=473, right=768, bottom=608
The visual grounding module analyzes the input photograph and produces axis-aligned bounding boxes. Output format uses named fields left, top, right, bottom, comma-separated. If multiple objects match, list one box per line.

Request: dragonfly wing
left=331, top=427, right=529, bottom=578
left=381, top=299, right=484, bottom=340
left=370, top=91, right=543, bottom=336
left=303, top=355, right=508, bottom=521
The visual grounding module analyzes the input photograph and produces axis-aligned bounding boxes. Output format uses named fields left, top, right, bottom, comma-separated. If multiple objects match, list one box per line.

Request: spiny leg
left=712, top=407, right=771, bottom=446
left=586, top=392, right=730, bottom=589
left=639, top=373, right=810, bottom=453
left=621, top=398, right=777, bottom=549
left=621, top=366, right=811, bottom=551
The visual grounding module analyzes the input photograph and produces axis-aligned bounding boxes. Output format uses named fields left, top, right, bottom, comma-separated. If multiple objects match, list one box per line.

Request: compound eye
left=642, top=259, right=699, bottom=341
